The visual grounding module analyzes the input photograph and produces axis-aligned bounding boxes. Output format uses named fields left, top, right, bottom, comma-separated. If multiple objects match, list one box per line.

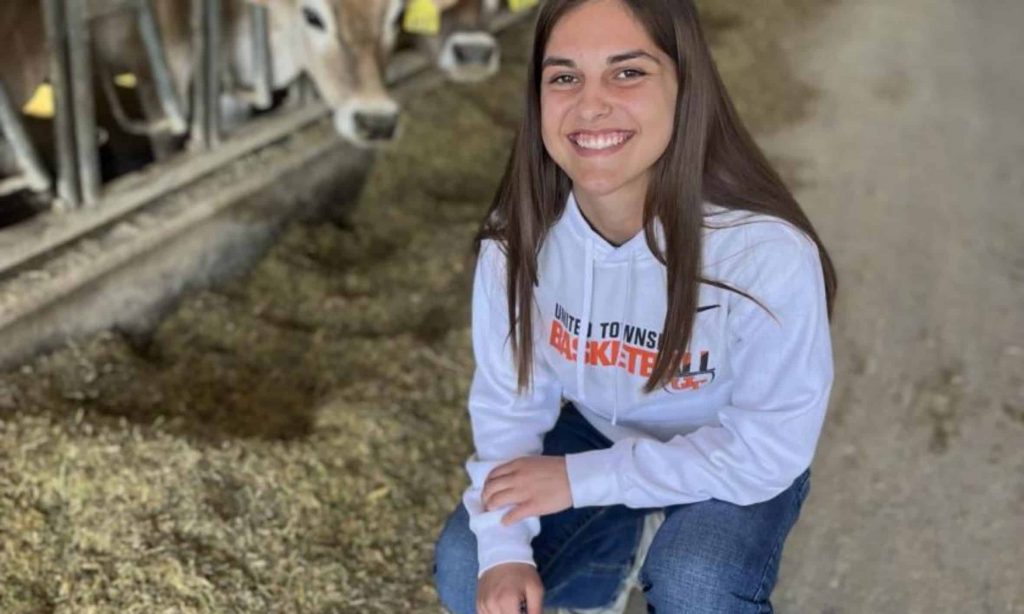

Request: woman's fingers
left=478, top=589, right=526, bottom=614
left=481, top=472, right=511, bottom=497
left=477, top=563, right=543, bottom=614
left=481, top=475, right=516, bottom=507
left=524, top=578, right=544, bottom=614
left=501, top=501, right=536, bottom=526
left=485, top=461, right=518, bottom=484
left=484, top=484, right=527, bottom=512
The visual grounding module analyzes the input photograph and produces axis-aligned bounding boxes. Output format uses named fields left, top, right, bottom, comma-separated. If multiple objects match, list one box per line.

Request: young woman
left=434, top=0, right=837, bottom=612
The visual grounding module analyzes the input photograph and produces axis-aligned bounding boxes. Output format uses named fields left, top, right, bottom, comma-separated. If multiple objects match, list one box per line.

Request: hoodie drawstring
left=576, top=237, right=594, bottom=401
left=581, top=237, right=634, bottom=423
left=611, top=253, right=634, bottom=426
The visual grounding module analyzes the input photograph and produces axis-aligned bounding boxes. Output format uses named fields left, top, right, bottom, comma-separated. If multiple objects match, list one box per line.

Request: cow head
left=251, top=0, right=404, bottom=146
left=431, top=0, right=500, bottom=83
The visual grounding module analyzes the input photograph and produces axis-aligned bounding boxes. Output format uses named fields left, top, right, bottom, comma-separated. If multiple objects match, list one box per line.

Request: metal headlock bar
left=135, top=0, right=190, bottom=136
left=190, top=0, right=222, bottom=150
left=67, top=0, right=102, bottom=207
left=41, top=0, right=80, bottom=208
left=249, top=4, right=274, bottom=110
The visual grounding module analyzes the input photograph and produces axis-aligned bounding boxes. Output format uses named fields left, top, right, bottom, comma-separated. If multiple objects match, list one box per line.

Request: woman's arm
left=463, top=240, right=563, bottom=575
left=565, top=227, right=834, bottom=508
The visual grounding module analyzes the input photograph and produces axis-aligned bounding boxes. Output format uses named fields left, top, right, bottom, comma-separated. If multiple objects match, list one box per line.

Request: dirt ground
left=755, top=0, right=1024, bottom=611
left=0, top=0, right=1020, bottom=612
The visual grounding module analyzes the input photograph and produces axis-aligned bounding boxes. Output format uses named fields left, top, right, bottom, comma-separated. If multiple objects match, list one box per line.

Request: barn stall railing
left=0, top=0, right=534, bottom=281
left=0, top=0, right=535, bottom=369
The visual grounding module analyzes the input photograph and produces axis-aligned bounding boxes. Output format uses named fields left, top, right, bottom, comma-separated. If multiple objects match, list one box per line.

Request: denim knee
left=434, top=504, right=479, bottom=614
left=640, top=541, right=768, bottom=614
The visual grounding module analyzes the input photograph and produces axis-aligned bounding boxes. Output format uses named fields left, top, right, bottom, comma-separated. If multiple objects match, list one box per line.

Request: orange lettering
left=587, top=340, right=616, bottom=366
left=638, top=349, right=657, bottom=378
left=620, top=345, right=644, bottom=374
left=671, top=376, right=707, bottom=391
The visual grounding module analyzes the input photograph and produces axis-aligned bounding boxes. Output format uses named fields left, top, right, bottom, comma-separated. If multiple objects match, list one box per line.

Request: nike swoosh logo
left=697, top=304, right=721, bottom=313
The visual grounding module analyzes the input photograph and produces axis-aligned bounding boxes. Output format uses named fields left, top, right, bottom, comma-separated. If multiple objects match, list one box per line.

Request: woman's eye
left=548, top=74, right=578, bottom=85
left=616, top=68, right=647, bottom=80
left=302, top=7, right=326, bottom=30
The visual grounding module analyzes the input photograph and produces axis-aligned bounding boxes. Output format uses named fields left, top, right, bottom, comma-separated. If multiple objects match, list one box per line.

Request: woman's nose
left=576, top=82, right=612, bottom=122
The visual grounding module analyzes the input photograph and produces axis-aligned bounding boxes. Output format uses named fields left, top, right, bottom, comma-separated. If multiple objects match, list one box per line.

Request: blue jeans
left=434, top=403, right=812, bottom=613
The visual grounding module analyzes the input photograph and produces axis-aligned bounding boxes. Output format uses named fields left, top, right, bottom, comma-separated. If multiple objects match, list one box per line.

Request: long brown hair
left=474, top=0, right=837, bottom=394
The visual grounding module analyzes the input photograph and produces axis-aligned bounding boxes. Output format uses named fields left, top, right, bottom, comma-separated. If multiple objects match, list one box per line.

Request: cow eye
left=302, top=6, right=326, bottom=30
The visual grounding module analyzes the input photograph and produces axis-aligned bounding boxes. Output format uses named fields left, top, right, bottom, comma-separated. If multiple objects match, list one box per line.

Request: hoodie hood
left=563, top=191, right=663, bottom=264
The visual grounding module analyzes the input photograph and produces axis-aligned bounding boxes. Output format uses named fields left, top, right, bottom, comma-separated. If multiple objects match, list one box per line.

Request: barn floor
left=1, top=0, right=1021, bottom=612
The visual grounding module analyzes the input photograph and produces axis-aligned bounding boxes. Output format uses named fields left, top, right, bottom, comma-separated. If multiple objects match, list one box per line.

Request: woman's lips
left=567, top=130, right=635, bottom=157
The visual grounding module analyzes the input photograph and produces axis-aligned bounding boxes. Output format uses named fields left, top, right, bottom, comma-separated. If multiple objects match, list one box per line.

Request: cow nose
left=353, top=111, right=399, bottom=141
left=453, top=42, right=495, bottom=66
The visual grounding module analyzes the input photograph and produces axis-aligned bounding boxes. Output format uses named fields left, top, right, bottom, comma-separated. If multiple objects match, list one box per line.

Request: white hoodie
left=462, top=192, right=834, bottom=576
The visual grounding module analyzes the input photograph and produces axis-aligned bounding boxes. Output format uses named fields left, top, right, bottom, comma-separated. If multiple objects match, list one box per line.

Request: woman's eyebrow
left=607, top=50, right=661, bottom=65
left=541, top=50, right=661, bottom=69
left=542, top=57, right=576, bottom=69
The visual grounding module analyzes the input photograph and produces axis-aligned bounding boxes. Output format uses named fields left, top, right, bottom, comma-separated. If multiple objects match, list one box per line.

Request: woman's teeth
left=571, top=132, right=631, bottom=150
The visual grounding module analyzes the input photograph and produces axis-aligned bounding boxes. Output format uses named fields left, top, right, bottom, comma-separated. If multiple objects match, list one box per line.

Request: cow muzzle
left=439, top=31, right=500, bottom=83
left=333, top=99, right=401, bottom=146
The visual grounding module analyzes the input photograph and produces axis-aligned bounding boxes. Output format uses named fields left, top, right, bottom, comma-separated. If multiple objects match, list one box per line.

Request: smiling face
left=540, top=0, right=678, bottom=203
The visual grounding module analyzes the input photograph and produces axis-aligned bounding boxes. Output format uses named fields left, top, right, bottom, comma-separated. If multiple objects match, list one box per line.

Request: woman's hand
left=477, top=562, right=544, bottom=614
left=482, top=456, right=573, bottom=525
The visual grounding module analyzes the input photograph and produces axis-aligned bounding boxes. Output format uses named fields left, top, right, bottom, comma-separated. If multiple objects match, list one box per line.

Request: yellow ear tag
left=22, top=83, right=54, bottom=119
left=403, top=0, right=441, bottom=35
left=114, top=73, right=138, bottom=89
left=509, top=0, right=539, bottom=12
